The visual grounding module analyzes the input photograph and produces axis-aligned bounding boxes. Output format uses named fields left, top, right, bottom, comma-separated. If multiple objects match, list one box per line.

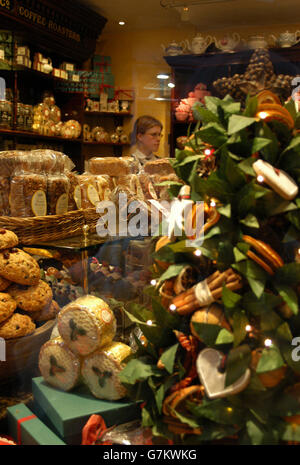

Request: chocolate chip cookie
left=0, top=313, right=35, bottom=339
left=0, top=275, right=10, bottom=291
left=0, top=292, right=17, bottom=324
left=0, top=229, right=18, bottom=250
left=8, top=280, right=53, bottom=312
left=0, top=248, right=40, bottom=285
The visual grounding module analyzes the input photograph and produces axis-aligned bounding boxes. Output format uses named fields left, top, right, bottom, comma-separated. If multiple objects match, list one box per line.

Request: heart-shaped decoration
left=196, top=348, right=251, bottom=399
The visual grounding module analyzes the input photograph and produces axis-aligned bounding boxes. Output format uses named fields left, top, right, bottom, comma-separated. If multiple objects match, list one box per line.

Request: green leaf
left=222, top=286, right=242, bottom=309
left=217, top=203, right=231, bottom=218
left=160, top=343, right=179, bottom=374
left=215, top=328, right=234, bottom=345
left=238, top=180, right=269, bottom=217
left=284, top=98, right=298, bottom=121
left=259, top=123, right=280, bottom=165
left=170, top=408, right=202, bottom=429
left=276, top=322, right=293, bottom=342
left=233, top=260, right=267, bottom=299
left=227, top=115, right=256, bottom=135
left=240, top=214, right=260, bottom=229
left=238, top=157, right=256, bottom=176
left=192, top=102, right=219, bottom=123
left=217, top=241, right=234, bottom=270
left=251, top=137, right=272, bottom=154
left=243, top=94, right=258, bottom=117
left=119, top=358, right=162, bottom=385
left=280, top=339, right=300, bottom=373
left=256, top=346, right=285, bottom=374
left=191, top=322, right=233, bottom=347
left=225, top=344, right=251, bottom=387
left=281, top=424, right=300, bottom=443
left=159, top=264, right=187, bottom=283
left=242, top=291, right=282, bottom=315
left=204, top=96, right=222, bottom=114
left=274, top=284, right=299, bottom=315
left=198, top=122, right=228, bottom=147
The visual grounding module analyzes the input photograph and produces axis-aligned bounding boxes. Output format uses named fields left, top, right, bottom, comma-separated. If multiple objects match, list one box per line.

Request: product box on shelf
left=7, top=403, right=66, bottom=445
left=61, top=61, right=75, bottom=72
left=92, top=54, right=111, bottom=73
left=32, top=377, right=141, bottom=445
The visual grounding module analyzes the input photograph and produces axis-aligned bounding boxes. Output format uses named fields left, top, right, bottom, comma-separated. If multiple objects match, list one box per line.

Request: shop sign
left=0, top=0, right=13, bottom=11
left=15, top=0, right=82, bottom=43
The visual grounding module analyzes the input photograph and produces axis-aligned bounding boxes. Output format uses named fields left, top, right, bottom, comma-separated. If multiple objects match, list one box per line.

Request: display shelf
left=82, top=141, right=130, bottom=146
left=0, top=127, right=82, bottom=143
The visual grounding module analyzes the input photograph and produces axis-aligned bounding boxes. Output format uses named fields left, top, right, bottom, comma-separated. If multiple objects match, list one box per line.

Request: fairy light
left=210, top=200, right=216, bottom=208
left=258, top=111, right=269, bottom=120
left=194, top=249, right=202, bottom=257
left=204, top=148, right=212, bottom=156
left=257, top=175, right=265, bottom=183
left=146, top=320, right=153, bottom=326
left=264, top=338, right=273, bottom=348
left=169, top=304, right=177, bottom=313
left=245, top=325, right=252, bottom=332
left=227, top=407, right=233, bottom=414
left=150, top=279, right=157, bottom=286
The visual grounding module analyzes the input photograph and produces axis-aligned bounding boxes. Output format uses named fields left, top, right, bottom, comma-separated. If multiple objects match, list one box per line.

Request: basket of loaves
left=0, top=149, right=100, bottom=245
left=0, top=229, right=60, bottom=383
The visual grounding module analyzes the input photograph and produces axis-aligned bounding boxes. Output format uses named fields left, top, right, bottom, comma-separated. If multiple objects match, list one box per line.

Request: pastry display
left=81, top=341, right=132, bottom=400
left=38, top=336, right=82, bottom=391
left=8, top=280, right=53, bottom=313
left=57, top=295, right=117, bottom=356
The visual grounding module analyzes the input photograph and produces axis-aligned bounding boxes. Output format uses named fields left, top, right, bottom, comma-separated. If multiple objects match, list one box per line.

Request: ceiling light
left=119, top=20, right=126, bottom=26
left=157, top=74, right=169, bottom=80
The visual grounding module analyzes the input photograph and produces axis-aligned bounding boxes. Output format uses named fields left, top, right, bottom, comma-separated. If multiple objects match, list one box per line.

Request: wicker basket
left=0, top=320, right=55, bottom=384
left=0, top=208, right=100, bottom=245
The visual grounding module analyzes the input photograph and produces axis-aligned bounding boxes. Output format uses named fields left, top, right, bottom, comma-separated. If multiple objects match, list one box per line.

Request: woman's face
left=137, top=125, right=162, bottom=155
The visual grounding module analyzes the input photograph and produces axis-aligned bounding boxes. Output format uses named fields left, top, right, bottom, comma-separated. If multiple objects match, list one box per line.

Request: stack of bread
left=0, top=149, right=80, bottom=217
left=80, top=156, right=181, bottom=208
left=0, top=228, right=60, bottom=340
left=38, top=295, right=132, bottom=400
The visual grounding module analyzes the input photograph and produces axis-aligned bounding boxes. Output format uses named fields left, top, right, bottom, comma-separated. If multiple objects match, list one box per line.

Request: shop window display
left=1, top=0, right=300, bottom=451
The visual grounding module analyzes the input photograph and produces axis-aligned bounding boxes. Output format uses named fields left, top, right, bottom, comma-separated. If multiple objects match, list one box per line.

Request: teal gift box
left=32, top=377, right=141, bottom=445
left=7, top=403, right=65, bottom=445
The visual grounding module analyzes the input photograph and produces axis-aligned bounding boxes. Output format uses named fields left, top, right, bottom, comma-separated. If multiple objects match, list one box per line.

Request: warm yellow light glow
left=227, top=407, right=233, bottom=413
left=258, top=111, right=269, bottom=120
left=210, top=200, right=216, bottom=207
left=194, top=249, right=202, bottom=257
left=119, top=20, right=126, bottom=26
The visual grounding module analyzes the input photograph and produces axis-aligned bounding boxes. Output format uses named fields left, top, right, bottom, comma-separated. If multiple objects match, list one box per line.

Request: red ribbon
left=17, top=414, right=37, bottom=445
left=81, top=414, right=112, bottom=445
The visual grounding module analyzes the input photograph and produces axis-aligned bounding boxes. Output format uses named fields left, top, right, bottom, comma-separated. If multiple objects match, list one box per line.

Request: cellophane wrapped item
left=95, top=420, right=153, bottom=445
left=10, top=151, right=48, bottom=217
left=78, top=173, right=100, bottom=209
left=66, top=170, right=81, bottom=211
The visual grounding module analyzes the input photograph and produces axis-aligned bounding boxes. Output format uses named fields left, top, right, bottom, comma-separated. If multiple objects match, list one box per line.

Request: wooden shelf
left=0, top=128, right=82, bottom=143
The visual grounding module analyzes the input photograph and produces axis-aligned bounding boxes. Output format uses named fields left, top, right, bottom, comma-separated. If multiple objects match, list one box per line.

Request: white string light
left=264, top=338, right=273, bottom=347
left=257, top=175, right=264, bottom=183
left=150, top=279, right=157, bottom=286
left=245, top=325, right=252, bottom=332
left=169, top=304, right=177, bottom=312
left=194, top=249, right=202, bottom=257
left=146, top=320, right=153, bottom=326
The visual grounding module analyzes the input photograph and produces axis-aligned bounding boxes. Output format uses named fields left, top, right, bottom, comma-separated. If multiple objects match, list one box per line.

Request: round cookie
left=0, top=292, right=17, bottom=324
left=31, top=300, right=60, bottom=322
left=0, top=229, right=18, bottom=250
left=0, top=276, right=10, bottom=291
left=0, top=313, right=35, bottom=339
left=0, top=248, right=40, bottom=286
left=8, top=280, right=53, bottom=313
